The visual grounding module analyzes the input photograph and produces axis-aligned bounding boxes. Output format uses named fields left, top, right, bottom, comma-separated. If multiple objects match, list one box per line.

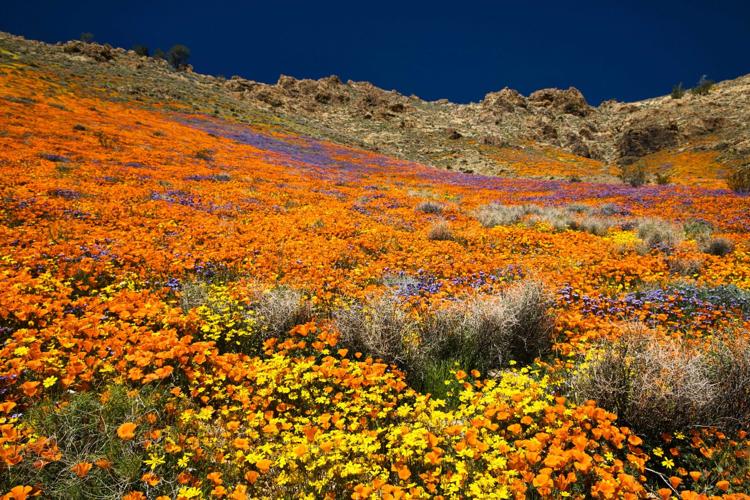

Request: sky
left=2, top=0, right=749, bottom=105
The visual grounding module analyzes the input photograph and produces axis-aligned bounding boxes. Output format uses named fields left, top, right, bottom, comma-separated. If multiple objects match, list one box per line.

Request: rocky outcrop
left=482, top=88, right=527, bottom=112
left=528, top=87, right=592, bottom=117
left=617, top=122, right=680, bottom=164
left=62, top=41, right=117, bottom=62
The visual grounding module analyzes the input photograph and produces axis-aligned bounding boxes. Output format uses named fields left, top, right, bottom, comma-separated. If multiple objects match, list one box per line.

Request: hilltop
left=2, top=31, right=748, bottom=186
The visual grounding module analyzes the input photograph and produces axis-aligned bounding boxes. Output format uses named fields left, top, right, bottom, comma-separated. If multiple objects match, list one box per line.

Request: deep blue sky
left=2, top=0, right=749, bottom=104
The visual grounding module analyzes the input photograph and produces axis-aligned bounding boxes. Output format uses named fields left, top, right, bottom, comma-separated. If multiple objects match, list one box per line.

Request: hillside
left=1, top=32, right=750, bottom=499
left=2, top=32, right=748, bottom=187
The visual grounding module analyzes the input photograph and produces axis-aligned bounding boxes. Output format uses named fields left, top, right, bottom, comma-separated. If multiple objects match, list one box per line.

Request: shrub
left=565, top=204, right=593, bottom=214
left=194, top=148, right=215, bottom=161
left=475, top=203, right=532, bottom=227
left=727, top=164, right=750, bottom=193
left=422, top=279, right=553, bottom=375
left=80, top=32, right=94, bottom=43
left=489, top=278, right=555, bottom=364
left=569, top=216, right=612, bottom=236
left=419, top=281, right=554, bottom=388
left=167, top=44, right=191, bottom=69
left=598, top=203, right=629, bottom=216
left=132, top=44, right=149, bottom=57
left=671, top=82, right=685, bottom=99
left=569, top=325, right=750, bottom=435
left=415, top=200, right=444, bottom=214
left=666, top=256, right=703, bottom=276
left=336, top=279, right=555, bottom=389
left=654, top=171, right=671, bottom=185
left=427, top=220, right=454, bottom=241
left=530, top=208, right=573, bottom=232
left=636, top=218, right=683, bottom=252
left=334, top=295, right=418, bottom=369
left=691, top=74, right=715, bottom=96
left=183, top=282, right=310, bottom=354
left=251, top=286, right=312, bottom=339
left=700, top=237, right=735, bottom=256
left=683, top=218, right=714, bottom=240
left=618, top=161, right=647, bottom=187
left=179, top=280, right=210, bottom=312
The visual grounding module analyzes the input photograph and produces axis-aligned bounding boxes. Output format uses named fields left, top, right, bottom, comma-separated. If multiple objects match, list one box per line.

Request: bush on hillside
left=415, top=200, right=444, bottom=214
left=427, top=220, right=455, bottom=241
left=569, top=325, right=750, bottom=436
left=700, top=236, right=735, bottom=256
left=618, top=161, right=647, bottom=187
left=636, top=218, right=683, bottom=253
left=727, top=164, right=750, bottom=194
left=475, top=203, right=536, bottom=227
left=132, top=44, right=149, bottom=57
left=690, top=75, right=715, bottom=96
left=167, top=44, right=191, bottom=70
left=335, top=279, right=554, bottom=393
left=670, top=82, right=685, bottom=99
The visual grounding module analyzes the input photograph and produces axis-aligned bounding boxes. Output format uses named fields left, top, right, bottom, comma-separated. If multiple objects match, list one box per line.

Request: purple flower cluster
left=150, top=190, right=237, bottom=213
left=559, top=283, right=750, bottom=329
left=48, top=188, right=83, bottom=200
left=450, top=266, right=525, bottom=291
left=386, top=270, right=442, bottom=297
left=184, top=173, right=231, bottom=182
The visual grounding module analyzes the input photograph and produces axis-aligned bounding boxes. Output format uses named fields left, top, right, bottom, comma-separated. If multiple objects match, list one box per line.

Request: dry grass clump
left=682, top=218, right=714, bottom=240
left=415, top=200, right=444, bottom=214
left=180, top=279, right=211, bottom=312
left=565, top=203, right=594, bottom=214
left=700, top=236, right=735, bottom=256
left=532, top=210, right=613, bottom=236
left=475, top=203, right=534, bottom=227
left=251, top=286, right=312, bottom=338
left=335, top=279, right=554, bottom=391
left=666, top=255, right=704, bottom=276
left=529, top=208, right=572, bottom=232
left=569, top=325, right=750, bottom=435
left=570, top=216, right=613, bottom=236
left=476, top=203, right=612, bottom=236
left=334, top=294, right=418, bottom=368
left=636, top=218, right=683, bottom=252
left=727, top=164, right=750, bottom=193
left=427, top=220, right=455, bottom=241
left=421, top=279, right=554, bottom=374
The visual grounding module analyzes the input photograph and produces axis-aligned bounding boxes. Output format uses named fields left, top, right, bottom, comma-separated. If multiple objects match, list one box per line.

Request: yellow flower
left=661, top=458, right=674, bottom=469
left=42, top=376, right=58, bottom=388
left=177, top=486, right=203, bottom=498
left=13, top=346, right=29, bottom=356
left=177, top=453, right=192, bottom=468
left=144, top=453, right=166, bottom=470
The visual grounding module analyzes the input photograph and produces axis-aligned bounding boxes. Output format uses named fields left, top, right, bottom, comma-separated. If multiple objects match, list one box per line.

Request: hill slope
left=2, top=31, right=748, bottom=187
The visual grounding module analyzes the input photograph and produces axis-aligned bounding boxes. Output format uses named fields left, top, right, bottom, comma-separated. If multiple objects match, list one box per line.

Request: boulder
left=62, top=41, right=114, bottom=62
left=482, top=87, right=527, bottom=112
left=528, top=87, right=591, bottom=117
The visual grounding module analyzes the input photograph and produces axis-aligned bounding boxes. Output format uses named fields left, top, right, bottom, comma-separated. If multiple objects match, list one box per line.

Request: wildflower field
left=1, top=62, right=750, bottom=499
